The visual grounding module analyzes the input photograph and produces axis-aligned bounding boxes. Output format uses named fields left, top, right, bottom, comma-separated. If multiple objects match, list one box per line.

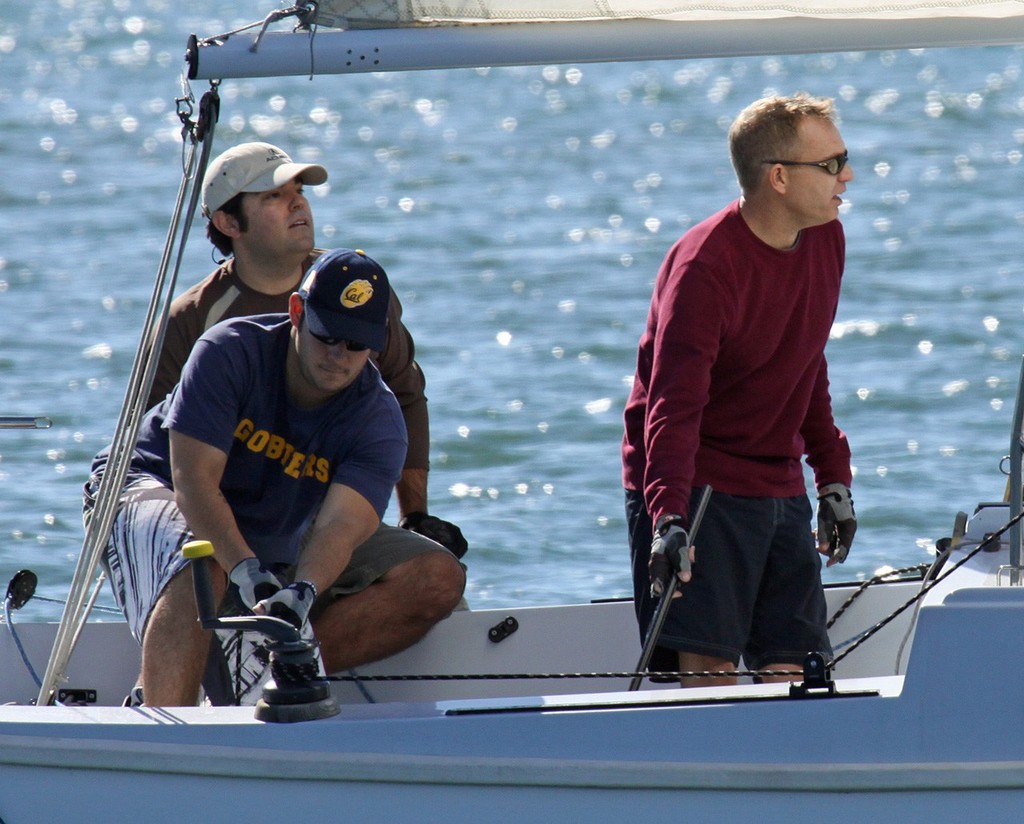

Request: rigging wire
left=193, top=3, right=320, bottom=51
left=892, top=544, right=953, bottom=674
left=830, top=509, right=1024, bottom=668
left=33, top=79, right=222, bottom=707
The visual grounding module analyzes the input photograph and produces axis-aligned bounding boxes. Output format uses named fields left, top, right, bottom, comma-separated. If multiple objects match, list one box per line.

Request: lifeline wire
left=331, top=513, right=1024, bottom=687
left=327, top=669, right=801, bottom=683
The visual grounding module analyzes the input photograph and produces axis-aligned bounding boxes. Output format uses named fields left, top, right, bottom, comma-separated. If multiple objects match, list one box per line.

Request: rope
left=328, top=669, right=800, bottom=683
left=195, top=3, right=318, bottom=50
left=831, top=509, right=1024, bottom=667
left=826, top=562, right=929, bottom=629
left=3, top=598, right=42, bottom=688
left=329, top=511, right=1024, bottom=688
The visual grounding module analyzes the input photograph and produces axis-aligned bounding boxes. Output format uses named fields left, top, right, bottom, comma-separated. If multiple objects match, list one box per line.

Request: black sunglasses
left=762, top=150, right=849, bottom=176
left=308, top=330, right=370, bottom=351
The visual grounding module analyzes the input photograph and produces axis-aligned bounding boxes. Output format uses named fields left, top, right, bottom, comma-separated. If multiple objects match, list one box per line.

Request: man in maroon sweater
left=622, top=93, right=858, bottom=687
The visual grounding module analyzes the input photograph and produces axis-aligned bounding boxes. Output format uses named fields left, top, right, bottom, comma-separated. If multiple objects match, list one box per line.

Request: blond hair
left=728, top=93, right=838, bottom=194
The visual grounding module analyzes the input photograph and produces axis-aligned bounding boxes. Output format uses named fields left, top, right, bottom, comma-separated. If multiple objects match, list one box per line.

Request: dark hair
left=206, top=192, right=249, bottom=257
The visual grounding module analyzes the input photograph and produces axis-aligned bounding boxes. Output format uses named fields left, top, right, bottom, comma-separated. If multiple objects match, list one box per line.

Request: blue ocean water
left=3, top=1, right=1024, bottom=621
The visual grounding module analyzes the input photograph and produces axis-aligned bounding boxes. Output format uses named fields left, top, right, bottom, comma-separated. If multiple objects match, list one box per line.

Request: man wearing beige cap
left=88, top=249, right=466, bottom=706
left=150, top=141, right=467, bottom=555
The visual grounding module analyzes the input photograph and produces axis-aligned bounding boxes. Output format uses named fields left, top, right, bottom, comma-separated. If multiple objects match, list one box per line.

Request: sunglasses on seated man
left=762, top=149, right=849, bottom=176
left=308, top=329, right=370, bottom=351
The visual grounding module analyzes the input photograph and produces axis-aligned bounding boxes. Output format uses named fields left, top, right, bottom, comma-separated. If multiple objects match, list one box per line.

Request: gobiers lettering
left=232, top=418, right=331, bottom=482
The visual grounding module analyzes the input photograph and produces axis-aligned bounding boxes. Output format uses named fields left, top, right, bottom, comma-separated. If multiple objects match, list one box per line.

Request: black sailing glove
left=648, top=522, right=692, bottom=599
left=400, top=511, right=469, bottom=559
left=816, top=483, right=857, bottom=565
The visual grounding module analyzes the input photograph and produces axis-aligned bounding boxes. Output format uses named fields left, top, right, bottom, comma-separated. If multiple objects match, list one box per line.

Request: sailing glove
left=400, top=511, right=469, bottom=559
left=227, top=557, right=281, bottom=611
left=816, top=483, right=857, bottom=565
left=256, top=580, right=317, bottom=630
left=649, top=522, right=691, bottom=599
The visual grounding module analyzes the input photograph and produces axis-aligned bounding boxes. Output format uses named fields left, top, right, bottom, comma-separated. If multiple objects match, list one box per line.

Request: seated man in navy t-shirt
left=86, top=248, right=466, bottom=706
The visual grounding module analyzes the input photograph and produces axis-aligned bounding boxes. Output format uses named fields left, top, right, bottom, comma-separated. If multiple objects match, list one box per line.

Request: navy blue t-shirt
left=113, top=314, right=406, bottom=565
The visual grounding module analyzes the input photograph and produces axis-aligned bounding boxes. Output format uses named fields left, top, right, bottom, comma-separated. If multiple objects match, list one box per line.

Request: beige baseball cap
left=202, top=142, right=328, bottom=216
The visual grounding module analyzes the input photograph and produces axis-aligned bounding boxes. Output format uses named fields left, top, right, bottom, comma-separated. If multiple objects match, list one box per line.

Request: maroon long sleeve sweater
left=622, top=200, right=852, bottom=526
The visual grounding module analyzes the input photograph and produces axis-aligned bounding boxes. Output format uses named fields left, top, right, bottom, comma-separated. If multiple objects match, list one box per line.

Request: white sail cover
left=312, top=0, right=1024, bottom=28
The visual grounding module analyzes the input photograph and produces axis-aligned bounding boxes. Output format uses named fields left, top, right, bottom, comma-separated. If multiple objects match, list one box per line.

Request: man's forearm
left=170, top=430, right=254, bottom=573
left=294, top=484, right=381, bottom=593
left=175, top=485, right=254, bottom=574
left=395, top=467, right=428, bottom=518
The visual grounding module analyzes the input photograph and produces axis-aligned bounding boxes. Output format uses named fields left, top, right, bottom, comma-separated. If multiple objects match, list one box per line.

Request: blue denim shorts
left=626, top=487, right=831, bottom=670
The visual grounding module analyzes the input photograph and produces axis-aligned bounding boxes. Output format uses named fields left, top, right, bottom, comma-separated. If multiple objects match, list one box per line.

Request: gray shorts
left=85, top=473, right=449, bottom=645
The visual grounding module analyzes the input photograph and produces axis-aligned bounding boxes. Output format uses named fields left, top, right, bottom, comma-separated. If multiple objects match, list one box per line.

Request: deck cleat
left=789, top=652, right=838, bottom=698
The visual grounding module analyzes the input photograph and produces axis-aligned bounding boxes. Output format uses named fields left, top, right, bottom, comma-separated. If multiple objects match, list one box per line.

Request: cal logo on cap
left=341, top=280, right=374, bottom=309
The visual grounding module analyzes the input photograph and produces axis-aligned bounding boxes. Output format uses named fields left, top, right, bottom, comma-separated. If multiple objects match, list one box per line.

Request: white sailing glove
left=255, top=580, right=317, bottom=630
left=227, top=557, right=281, bottom=611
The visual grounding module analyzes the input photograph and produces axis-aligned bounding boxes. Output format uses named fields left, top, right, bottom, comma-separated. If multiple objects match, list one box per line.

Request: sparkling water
left=3, top=1, right=1024, bottom=620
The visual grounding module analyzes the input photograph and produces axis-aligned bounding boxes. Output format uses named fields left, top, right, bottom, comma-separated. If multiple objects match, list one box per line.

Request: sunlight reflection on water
left=3, top=3, right=1024, bottom=618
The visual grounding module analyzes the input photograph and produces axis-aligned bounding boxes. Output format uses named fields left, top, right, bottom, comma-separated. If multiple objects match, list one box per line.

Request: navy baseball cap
left=297, top=249, right=390, bottom=351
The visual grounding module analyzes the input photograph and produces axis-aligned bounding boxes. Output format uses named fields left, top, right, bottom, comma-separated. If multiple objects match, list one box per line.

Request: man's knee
left=396, top=550, right=466, bottom=617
